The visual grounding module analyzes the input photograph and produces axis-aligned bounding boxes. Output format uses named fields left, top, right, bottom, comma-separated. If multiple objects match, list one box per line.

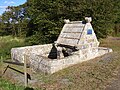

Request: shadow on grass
left=24, top=87, right=34, bottom=90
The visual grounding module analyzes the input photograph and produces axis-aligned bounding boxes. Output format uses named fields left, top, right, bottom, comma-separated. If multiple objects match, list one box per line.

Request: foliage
left=0, top=0, right=120, bottom=44
left=0, top=5, right=29, bottom=37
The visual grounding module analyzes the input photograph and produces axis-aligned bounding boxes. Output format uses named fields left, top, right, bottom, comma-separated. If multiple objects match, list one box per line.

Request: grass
left=100, top=37, right=120, bottom=51
left=0, top=36, right=26, bottom=60
left=0, top=36, right=120, bottom=90
left=0, top=36, right=28, bottom=90
left=0, top=78, right=25, bottom=90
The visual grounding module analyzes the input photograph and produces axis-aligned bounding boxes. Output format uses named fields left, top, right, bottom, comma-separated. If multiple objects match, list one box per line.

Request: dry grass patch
left=27, top=37, right=120, bottom=90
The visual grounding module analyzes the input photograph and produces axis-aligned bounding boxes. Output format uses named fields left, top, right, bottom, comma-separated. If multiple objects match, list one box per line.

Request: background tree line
left=0, top=0, right=120, bottom=45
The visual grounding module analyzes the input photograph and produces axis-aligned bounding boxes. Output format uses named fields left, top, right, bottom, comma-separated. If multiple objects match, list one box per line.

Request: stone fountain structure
left=11, top=17, right=112, bottom=74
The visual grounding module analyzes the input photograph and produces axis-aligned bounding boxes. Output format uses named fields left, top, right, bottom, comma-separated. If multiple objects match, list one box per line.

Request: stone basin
left=11, top=44, right=112, bottom=74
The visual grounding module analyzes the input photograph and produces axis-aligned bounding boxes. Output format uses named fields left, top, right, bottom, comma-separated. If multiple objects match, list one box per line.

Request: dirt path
left=104, top=37, right=120, bottom=90
left=105, top=69, right=120, bottom=90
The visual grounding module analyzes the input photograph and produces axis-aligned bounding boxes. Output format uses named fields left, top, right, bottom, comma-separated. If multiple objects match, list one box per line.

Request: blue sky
left=0, top=0, right=26, bottom=15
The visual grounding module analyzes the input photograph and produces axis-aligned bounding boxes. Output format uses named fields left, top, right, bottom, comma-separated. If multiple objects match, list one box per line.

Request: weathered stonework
left=11, top=17, right=113, bottom=74
left=11, top=44, right=112, bottom=74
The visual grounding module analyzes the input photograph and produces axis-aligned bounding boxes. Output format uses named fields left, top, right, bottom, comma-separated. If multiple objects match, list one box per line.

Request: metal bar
left=77, top=25, right=86, bottom=44
left=1, top=65, right=9, bottom=77
left=3, top=61, right=30, bottom=68
left=8, top=66, right=31, bottom=80
left=1, top=65, right=31, bottom=80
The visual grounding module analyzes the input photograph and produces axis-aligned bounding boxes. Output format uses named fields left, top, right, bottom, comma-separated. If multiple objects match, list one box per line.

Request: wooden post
left=24, top=54, right=27, bottom=87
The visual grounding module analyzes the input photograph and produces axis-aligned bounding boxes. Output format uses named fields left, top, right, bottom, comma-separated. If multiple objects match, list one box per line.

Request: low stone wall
left=11, top=44, right=53, bottom=63
left=11, top=43, right=112, bottom=74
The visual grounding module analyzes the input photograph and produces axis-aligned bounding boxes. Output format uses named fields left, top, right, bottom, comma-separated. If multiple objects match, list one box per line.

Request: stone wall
left=11, top=44, right=112, bottom=74
left=11, top=44, right=53, bottom=63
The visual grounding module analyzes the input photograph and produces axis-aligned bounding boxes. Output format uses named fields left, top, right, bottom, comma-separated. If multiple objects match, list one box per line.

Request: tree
left=0, top=0, right=120, bottom=44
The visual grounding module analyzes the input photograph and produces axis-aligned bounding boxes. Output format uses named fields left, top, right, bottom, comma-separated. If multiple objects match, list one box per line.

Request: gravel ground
left=105, top=69, right=120, bottom=90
